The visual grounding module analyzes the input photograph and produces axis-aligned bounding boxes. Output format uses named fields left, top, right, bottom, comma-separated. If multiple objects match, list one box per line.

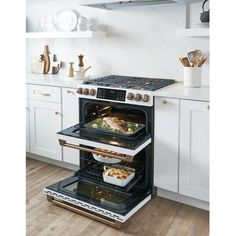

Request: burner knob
left=83, top=88, right=89, bottom=95
left=77, top=87, right=83, bottom=94
left=89, top=89, right=96, bottom=96
left=142, top=94, right=150, bottom=102
left=135, top=94, right=142, bottom=101
left=127, top=93, right=134, bottom=100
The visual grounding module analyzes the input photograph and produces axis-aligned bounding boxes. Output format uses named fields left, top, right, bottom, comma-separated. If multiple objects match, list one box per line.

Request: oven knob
left=89, top=89, right=96, bottom=96
left=127, top=93, right=134, bottom=100
left=77, top=87, right=83, bottom=94
left=135, top=94, right=142, bottom=101
left=83, top=88, right=89, bottom=95
left=142, top=94, right=150, bottom=102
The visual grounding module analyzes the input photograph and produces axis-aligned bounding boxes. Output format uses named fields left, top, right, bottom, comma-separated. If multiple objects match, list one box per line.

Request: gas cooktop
left=83, top=75, right=175, bottom=91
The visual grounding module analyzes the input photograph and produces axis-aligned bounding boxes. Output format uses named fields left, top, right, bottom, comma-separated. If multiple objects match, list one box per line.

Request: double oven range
left=44, top=75, right=175, bottom=229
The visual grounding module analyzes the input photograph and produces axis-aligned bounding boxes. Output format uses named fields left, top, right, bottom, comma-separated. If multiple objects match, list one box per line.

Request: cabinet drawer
left=29, top=85, right=61, bottom=103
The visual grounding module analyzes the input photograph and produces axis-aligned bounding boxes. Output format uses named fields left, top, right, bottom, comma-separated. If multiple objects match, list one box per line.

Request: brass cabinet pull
left=58, top=139, right=133, bottom=163
left=207, top=105, right=210, bottom=110
left=67, top=90, right=75, bottom=95
left=55, top=111, right=60, bottom=115
left=163, top=100, right=168, bottom=105
left=39, top=92, right=51, bottom=96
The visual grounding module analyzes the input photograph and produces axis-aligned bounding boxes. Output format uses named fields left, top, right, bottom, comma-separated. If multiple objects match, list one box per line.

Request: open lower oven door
left=44, top=174, right=151, bottom=229
left=57, top=123, right=151, bottom=159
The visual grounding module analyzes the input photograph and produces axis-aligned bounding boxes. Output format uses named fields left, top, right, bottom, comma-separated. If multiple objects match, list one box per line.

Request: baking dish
left=103, top=165, right=135, bottom=187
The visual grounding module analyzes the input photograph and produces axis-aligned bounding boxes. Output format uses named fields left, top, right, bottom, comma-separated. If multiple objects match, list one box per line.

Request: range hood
left=79, top=0, right=185, bottom=10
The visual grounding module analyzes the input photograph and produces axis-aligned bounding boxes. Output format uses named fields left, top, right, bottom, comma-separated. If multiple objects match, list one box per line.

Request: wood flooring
left=26, top=158, right=209, bottom=236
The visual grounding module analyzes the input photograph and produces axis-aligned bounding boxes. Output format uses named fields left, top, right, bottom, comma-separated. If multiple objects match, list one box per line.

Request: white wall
left=26, top=0, right=209, bottom=85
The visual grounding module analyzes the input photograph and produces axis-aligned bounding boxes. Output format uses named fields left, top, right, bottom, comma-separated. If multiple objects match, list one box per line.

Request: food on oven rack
left=93, top=148, right=122, bottom=164
left=105, top=167, right=132, bottom=180
left=103, top=165, right=135, bottom=187
left=86, top=117, right=143, bottom=135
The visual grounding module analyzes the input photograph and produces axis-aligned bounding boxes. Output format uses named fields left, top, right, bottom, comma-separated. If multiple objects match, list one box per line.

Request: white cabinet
left=154, top=97, right=179, bottom=192
left=179, top=100, right=209, bottom=201
left=26, top=99, right=30, bottom=152
left=29, top=100, right=62, bottom=161
left=62, top=88, right=80, bottom=166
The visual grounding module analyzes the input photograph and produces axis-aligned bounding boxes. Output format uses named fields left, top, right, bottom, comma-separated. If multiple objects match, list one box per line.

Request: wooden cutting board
left=43, top=45, right=50, bottom=74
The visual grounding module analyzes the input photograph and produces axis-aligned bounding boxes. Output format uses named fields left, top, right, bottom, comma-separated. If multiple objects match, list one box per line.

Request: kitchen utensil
left=68, top=62, right=74, bottom=77
left=184, top=67, right=202, bottom=87
left=198, top=56, right=207, bottom=67
left=181, top=57, right=191, bottom=67
left=103, top=165, right=135, bottom=187
left=200, top=0, right=209, bottom=23
left=179, top=58, right=185, bottom=67
left=187, top=50, right=202, bottom=66
left=77, top=54, right=91, bottom=78
left=53, top=9, right=78, bottom=32
left=93, top=153, right=121, bottom=164
left=43, top=45, right=50, bottom=74
left=48, top=54, right=61, bottom=74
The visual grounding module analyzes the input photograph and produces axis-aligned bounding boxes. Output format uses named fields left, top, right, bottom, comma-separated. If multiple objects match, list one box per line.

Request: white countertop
left=26, top=75, right=209, bottom=102
left=26, top=74, right=86, bottom=88
left=153, top=82, right=209, bottom=102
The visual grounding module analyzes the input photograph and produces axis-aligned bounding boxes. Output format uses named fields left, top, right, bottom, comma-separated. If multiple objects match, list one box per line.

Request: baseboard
left=26, top=152, right=79, bottom=171
left=157, top=188, right=209, bottom=211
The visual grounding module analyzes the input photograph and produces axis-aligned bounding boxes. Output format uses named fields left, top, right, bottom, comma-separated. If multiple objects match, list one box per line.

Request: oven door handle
left=59, top=139, right=134, bottom=163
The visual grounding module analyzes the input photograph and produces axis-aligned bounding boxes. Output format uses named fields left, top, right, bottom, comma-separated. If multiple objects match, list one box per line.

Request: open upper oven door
left=57, top=123, right=151, bottom=159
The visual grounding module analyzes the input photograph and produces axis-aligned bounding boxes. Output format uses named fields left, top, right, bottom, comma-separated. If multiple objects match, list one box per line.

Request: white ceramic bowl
left=93, top=153, right=121, bottom=164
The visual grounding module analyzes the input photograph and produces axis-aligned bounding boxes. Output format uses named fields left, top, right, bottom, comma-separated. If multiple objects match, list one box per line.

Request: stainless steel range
left=44, top=75, right=175, bottom=229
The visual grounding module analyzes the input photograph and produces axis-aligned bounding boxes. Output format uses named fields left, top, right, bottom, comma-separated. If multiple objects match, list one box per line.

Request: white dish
left=103, top=165, right=135, bottom=187
left=53, top=9, right=78, bottom=32
left=93, top=153, right=121, bottom=164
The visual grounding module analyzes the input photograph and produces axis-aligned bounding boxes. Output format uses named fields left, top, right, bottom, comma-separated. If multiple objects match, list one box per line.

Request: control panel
left=76, top=85, right=153, bottom=106
left=97, top=88, right=126, bottom=101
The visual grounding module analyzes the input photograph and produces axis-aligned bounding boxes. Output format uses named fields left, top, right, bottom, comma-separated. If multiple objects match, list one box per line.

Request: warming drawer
left=57, top=123, right=152, bottom=158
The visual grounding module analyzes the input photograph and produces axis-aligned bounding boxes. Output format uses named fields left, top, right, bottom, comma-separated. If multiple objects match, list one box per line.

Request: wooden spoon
left=181, top=57, right=191, bottom=67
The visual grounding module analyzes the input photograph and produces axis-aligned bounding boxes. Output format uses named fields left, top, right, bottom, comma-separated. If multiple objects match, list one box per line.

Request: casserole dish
left=103, top=165, right=135, bottom=187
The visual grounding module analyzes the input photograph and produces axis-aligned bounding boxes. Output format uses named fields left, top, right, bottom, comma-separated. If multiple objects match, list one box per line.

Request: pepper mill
left=77, top=54, right=91, bottom=78
left=68, top=62, right=74, bottom=77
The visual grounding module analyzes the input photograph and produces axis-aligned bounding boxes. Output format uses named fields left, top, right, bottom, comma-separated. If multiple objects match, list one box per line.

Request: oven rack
left=76, top=162, right=143, bottom=193
left=80, top=153, right=145, bottom=175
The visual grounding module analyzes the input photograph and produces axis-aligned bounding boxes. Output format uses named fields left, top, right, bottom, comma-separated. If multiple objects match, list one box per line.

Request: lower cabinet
left=26, top=99, right=30, bottom=152
left=154, top=97, right=209, bottom=202
left=62, top=88, right=80, bottom=165
left=29, top=100, right=62, bottom=161
left=154, top=97, right=179, bottom=192
left=179, top=100, right=209, bottom=201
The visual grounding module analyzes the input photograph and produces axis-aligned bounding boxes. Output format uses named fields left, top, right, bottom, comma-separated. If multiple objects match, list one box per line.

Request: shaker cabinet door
left=29, top=100, right=62, bottom=161
left=62, top=88, right=80, bottom=165
left=154, top=97, right=179, bottom=192
left=179, top=100, right=209, bottom=201
left=26, top=99, right=30, bottom=152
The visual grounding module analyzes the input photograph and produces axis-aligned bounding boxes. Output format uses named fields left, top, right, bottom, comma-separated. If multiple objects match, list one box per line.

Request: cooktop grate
left=84, top=75, right=175, bottom=91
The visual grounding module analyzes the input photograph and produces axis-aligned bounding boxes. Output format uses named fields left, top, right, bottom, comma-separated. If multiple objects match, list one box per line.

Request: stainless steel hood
left=79, top=0, right=185, bottom=10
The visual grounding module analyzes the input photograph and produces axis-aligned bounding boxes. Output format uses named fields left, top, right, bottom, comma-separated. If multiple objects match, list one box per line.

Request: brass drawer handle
left=163, top=100, right=168, bottom=105
left=207, top=105, right=210, bottom=110
left=39, top=92, right=51, bottom=96
left=55, top=111, right=60, bottom=115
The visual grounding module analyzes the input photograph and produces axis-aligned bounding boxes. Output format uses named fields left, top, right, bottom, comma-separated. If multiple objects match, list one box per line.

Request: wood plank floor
left=26, top=158, right=209, bottom=236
